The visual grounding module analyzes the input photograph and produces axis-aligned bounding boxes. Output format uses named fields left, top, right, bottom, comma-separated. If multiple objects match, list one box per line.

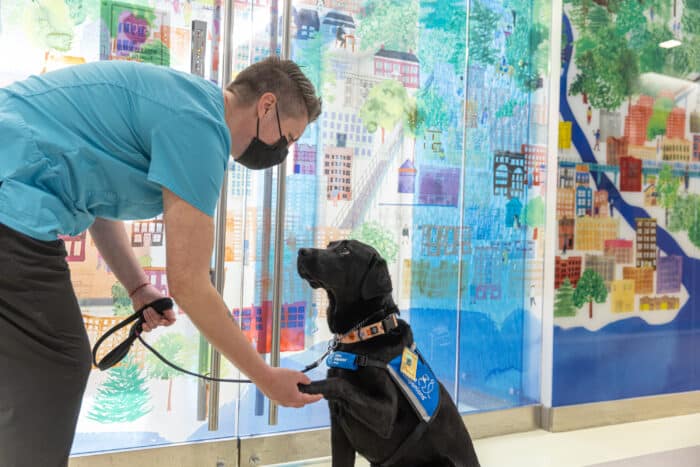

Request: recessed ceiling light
left=659, top=39, right=682, bottom=48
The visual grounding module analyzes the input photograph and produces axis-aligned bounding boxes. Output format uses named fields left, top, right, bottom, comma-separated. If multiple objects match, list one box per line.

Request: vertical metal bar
left=541, top=0, right=564, bottom=411
left=207, top=0, right=235, bottom=432
left=268, top=0, right=293, bottom=427
left=454, top=0, right=473, bottom=404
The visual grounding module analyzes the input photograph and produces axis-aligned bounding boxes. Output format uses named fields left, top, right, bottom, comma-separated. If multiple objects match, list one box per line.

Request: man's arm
left=161, top=188, right=321, bottom=408
left=89, top=218, right=175, bottom=331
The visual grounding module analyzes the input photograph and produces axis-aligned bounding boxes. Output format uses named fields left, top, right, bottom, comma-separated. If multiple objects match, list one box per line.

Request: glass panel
left=456, top=0, right=550, bottom=409
left=553, top=0, right=700, bottom=404
left=0, top=0, right=231, bottom=454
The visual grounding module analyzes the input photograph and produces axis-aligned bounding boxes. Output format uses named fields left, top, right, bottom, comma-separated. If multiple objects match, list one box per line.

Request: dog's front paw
left=298, top=380, right=327, bottom=396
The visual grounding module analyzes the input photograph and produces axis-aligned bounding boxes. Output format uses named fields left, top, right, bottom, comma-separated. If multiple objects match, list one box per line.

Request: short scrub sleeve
left=147, top=113, right=230, bottom=216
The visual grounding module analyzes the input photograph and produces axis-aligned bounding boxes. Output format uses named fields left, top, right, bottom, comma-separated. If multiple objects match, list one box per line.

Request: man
left=0, top=56, right=322, bottom=466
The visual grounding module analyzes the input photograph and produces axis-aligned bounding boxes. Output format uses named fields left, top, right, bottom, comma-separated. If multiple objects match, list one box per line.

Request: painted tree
left=145, top=333, right=194, bottom=412
left=350, top=222, right=398, bottom=263
left=573, top=269, right=608, bottom=319
left=615, top=0, right=646, bottom=37
left=505, top=0, right=550, bottom=91
left=360, top=79, right=415, bottom=143
left=524, top=196, right=546, bottom=238
left=554, top=278, right=577, bottom=317
left=467, top=0, right=499, bottom=67
left=415, top=78, right=450, bottom=134
left=646, top=97, right=673, bottom=140
left=88, top=356, right=152, bottom=423
left=689, top=204, right=700, bottom=249
left=570, top=22, right=639, bottom=110
left=356, top=0, right=419, bottom=53
left=656, top=164, right=681, bottom=226
left=421, top=0, right=467, bottom=71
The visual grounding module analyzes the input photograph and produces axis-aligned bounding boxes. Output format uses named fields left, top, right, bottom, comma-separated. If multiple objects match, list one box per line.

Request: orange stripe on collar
left=338, top=314, right=399, bottom=344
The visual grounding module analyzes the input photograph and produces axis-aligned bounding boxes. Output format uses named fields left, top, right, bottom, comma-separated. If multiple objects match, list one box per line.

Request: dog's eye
left=338, top=247, right=351, bottom=256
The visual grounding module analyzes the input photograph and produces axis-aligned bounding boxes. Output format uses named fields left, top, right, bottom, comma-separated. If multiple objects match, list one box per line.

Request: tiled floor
left=268, top=413, right=700, bottom=466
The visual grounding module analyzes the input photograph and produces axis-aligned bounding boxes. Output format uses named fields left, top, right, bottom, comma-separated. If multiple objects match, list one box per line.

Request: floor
left=269, top=412, right=700, bottom=466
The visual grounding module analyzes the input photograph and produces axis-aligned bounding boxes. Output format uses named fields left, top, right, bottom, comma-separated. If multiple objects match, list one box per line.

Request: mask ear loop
left=275, top=104, right=284, bottom=141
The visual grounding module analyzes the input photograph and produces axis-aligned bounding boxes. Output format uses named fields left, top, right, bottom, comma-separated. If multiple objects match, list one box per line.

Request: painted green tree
left=360, top=79, right=415, bottom=143
left=573, top=269, right=608, bottom=319
left=145, top=333, right=194, bottom=412
left=467, top=0, right=499, bottom=66
left=421, top=0, right=467, bottom=71
left=657, top=164, right=681, bottom=227
left=669, top=194, right=699, bottom=230
left=356, top=0, right=419, bottom=53
left=294, top=31, right=335, bottom=98
left=554, top=278, right=577, bottom=317
left=569, top=21, right=639, bottom=110
left=524, top=196, right=546, bottom=231
left=88, top=356, right=152, bottom=423
left=505, top=10, right=549, bottom=91
left=112, top=283, right=133, bottom=317
left=415, top=80, right=450, bottom=134
left=350, top=222, right=398, bottom=263
left=689, top=205, right=700, bottom=249
left=646, top=97, right=673, bottom=140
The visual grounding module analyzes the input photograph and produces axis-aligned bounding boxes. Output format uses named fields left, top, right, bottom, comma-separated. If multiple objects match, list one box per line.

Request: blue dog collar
left=326, top=351, right=359, bottom=371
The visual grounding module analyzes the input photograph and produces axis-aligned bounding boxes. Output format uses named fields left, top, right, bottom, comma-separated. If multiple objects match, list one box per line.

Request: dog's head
left=297, top=239, right=393, bottom=333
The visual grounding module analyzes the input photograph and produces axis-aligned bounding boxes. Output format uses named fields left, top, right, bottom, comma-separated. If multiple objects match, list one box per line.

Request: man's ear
left=360, top=256, right=392, bottom=300
left=327, top=240, right=341, bottom=248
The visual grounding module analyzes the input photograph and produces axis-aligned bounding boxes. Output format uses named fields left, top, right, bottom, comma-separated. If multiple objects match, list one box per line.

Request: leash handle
left=92, top=297, right=174, bottom=370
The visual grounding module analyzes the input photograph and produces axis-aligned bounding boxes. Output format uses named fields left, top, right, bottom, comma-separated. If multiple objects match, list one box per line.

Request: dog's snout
left=299, top=248, right=312, bottom=256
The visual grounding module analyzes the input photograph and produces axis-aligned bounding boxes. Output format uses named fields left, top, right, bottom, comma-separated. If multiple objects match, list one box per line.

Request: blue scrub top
left=0, top=61, right=231, bottom=241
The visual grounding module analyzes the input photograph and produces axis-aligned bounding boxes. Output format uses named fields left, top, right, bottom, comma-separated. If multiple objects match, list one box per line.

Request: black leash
left=92, top=297, right=256, bottom=383
left=93, top=298, right=393, bottom=383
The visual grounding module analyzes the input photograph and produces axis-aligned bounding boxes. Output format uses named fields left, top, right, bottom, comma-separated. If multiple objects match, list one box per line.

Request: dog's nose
left=299, top=248, right=312, bottom=256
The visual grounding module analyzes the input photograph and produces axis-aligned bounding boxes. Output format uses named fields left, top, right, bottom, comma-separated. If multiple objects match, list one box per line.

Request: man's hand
left=256, top=367, right=324, bottom=408
left=131, top=284, right=177, bottom=332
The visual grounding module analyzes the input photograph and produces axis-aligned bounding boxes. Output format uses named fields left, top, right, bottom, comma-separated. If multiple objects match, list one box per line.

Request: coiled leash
left=92, top=297, right=376, bottom=382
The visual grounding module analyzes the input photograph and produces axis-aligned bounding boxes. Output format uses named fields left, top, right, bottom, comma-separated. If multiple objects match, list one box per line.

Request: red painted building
left=666, top=107, right=686, bottom=140
left=624, top=96, right=654, bottom=145
left=619, top=156, right=642, bottom=192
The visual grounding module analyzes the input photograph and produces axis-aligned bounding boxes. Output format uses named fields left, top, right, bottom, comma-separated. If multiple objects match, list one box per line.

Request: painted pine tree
left=573, top=269, right=608, bottom=319
left=554, top=278, right=577, bottom=317
left=88, top=357, right=151, bottom=423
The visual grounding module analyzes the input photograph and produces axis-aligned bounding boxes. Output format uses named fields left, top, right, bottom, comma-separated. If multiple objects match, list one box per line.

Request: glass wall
left=0, top=0, right=551, bottom=454
left=553, top=0, right=700, bottom=405
left=229, top=0, right=551, bottom=436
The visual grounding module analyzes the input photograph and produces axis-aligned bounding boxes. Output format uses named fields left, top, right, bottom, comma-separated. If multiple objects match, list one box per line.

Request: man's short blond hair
left=227, top=56, right=322, bottom=123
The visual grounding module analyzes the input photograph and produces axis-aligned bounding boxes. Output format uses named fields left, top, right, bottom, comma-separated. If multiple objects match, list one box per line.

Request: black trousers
left=0, top=223, right=92, bottom=467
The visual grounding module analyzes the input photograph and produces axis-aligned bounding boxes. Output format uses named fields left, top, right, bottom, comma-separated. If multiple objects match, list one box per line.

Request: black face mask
left=236, top=105, right=289, bottom=170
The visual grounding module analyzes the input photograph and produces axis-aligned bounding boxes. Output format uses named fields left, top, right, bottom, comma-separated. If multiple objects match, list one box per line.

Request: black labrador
left=297, top=240, right=480, bottom=467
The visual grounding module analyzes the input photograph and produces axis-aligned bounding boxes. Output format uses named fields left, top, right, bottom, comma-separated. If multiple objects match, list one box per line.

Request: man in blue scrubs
left=0, top=56, right=322, bottom=466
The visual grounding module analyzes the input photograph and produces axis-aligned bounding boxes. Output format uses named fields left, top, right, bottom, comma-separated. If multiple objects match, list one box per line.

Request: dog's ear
left=361, top=255, right=392, bottom=300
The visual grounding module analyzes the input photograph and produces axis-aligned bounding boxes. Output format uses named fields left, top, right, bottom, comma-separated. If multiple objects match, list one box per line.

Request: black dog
left=297, top=240, right=480, bottom=467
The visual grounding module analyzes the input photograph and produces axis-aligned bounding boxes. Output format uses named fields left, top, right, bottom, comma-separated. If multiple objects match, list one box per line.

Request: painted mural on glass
left=555, top=0, right=700, bottom=405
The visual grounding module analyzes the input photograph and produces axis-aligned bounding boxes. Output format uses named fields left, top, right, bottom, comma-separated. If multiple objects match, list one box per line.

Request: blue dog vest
left=326, top=344, right=440, bottom=422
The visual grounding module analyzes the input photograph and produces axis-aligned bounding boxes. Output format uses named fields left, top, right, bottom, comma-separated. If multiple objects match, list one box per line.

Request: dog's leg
left=301, top=377, right=398, bottom=438
left=330, top=419, right=356, bottom=467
